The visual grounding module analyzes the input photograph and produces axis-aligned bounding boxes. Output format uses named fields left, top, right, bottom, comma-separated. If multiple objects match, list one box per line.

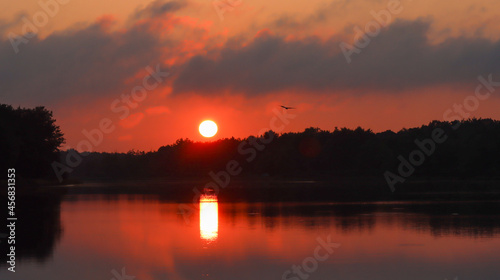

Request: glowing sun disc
left=199, top=120, right=218, bottom=137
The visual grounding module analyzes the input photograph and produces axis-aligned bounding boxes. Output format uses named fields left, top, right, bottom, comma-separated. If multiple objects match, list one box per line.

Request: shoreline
left=3, top=177, right=496, bottom=203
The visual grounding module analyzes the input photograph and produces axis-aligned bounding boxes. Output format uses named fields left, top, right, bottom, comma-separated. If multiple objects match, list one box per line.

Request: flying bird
left=281, top=105, right=296, bottom=110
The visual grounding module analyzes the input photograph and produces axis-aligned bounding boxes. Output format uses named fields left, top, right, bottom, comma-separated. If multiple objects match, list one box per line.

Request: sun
left=199, top=120, right=218, bottom=138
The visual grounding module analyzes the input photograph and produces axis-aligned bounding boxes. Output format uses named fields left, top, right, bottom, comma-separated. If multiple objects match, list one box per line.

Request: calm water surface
left=1, top=190, right=500, bottom=280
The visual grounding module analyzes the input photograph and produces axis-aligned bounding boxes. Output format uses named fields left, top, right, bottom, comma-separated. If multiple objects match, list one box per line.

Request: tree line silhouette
left=0, top=104, right=65, bottom=179
left=64, top=118, right=500, bottom=181
left=1, top=102, right=499, bottom=182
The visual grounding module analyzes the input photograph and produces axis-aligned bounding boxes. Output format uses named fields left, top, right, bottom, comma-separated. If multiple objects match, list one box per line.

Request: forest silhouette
left=2, top=103, right=500, bottom=184
left=63, top=118, right=500, bottom=183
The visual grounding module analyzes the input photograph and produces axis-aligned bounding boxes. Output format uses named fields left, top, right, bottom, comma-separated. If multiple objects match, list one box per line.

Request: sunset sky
left=1, top=0, right=500, bottom=152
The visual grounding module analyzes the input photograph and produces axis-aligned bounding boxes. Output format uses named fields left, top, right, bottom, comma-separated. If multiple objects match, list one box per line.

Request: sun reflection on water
left=200, top=194, right=218, bottom=242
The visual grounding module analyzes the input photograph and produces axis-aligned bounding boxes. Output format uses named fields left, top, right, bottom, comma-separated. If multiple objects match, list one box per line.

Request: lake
left=1, top=186, right=500, bottom=280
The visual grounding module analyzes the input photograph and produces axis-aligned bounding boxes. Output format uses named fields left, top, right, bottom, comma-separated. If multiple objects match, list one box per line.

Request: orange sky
left=1, top=0, right=500, bottom=152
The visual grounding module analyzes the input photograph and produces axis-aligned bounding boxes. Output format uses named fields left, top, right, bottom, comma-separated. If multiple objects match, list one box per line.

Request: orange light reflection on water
left=200, top=195, right=218, bottom=242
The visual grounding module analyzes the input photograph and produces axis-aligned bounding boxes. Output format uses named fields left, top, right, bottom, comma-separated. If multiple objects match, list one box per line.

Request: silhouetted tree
left=0, top=104, right=65, bottom=178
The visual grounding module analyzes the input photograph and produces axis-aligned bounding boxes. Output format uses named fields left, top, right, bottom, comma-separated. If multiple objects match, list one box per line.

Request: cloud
left=0, top=1, right=188, bottom=106
left=0, top=12, right=29, bottom=37
left=172, top=18, right=500, bottom=96
left=272, top=0, right=351, bottom=31
left=3, top=4, right=500, bottom=110
left=130, top=0, right=188, bottom=21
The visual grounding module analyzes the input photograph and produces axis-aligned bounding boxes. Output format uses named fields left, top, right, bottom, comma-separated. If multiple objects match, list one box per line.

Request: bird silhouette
left=281, top=105, right=296, bottom=110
